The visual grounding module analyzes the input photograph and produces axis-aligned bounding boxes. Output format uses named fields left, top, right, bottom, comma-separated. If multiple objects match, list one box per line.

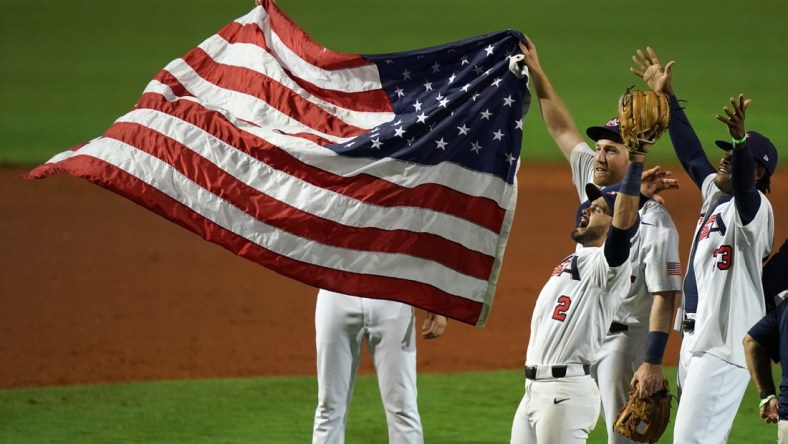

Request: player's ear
left=754, top=164, right=767, bottom=182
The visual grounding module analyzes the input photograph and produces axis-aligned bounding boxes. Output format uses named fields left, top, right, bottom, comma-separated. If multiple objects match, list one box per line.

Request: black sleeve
left=764, top=239, right=788, bottom=303
left=667, top=95, right=716, bottom=188
left=604, top=225, right=633, bottom=268
left=731, top=145, right=761, bottom=226
left=748, top=303, right=784, bottom=363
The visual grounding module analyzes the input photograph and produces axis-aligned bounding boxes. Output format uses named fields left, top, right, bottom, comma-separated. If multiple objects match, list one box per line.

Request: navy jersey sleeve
left=604, top=224, right=635, bottom=267
left=667, top=95, right=716, bottom=188
left=764, top=239, right=788, bottom=302
left=731, top=145, right=762, bottom=225
left=748, top=303, right=785, bottom=363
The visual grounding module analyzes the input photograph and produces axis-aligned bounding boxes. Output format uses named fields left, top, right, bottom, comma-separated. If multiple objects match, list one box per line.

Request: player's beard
left=571, top=224, right=608, bottom=246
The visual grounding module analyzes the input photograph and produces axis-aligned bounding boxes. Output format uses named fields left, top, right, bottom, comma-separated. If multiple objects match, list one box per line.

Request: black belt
left=525, top=364, right=590, bottom=380
left=683, top=316, right=695, bottom=333
left=609, top=322, right=629, bottom=334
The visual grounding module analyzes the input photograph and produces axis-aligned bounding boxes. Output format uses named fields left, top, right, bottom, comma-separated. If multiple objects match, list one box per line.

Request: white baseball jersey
left=686, top=174, right=774, bottom=367
left=525, top=246, right=632, bottom=367
left=570, top=143, right=683, bottom=324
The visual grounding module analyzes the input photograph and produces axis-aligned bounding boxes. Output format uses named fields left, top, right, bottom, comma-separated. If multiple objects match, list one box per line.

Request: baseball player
left=511, top=131, right=646, bottom=443
left=743, top=301, right=787, bottom=440
left=312, top=289, right=446, bottom=444
left=632, top=48, right=777, bottom=443
left=742, top=239, right=788, bottom=441
left=519, top=38, right=682, bottom=444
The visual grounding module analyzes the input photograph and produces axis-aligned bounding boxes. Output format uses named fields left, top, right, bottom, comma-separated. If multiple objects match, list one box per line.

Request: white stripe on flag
left=197, top=35, right=393, bottom=128
left=55, top=140, right=489, bottom=301
left=136, top=83, right=515, bottom=211
left=235, top=8, right=385, bottom=93
left=115, top=107, right=500, bottom=256
left=151, top=60, right=352, bottom=144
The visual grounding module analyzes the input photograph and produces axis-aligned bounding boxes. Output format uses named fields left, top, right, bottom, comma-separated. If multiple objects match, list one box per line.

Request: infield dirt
left=2, top=163, right=786, bottom=388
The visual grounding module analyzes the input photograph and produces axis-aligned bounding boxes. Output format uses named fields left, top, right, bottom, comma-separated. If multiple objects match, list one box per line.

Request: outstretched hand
left=630, top=47, right=675, bottom=95
left=716, top=94, right=750, bottom=141
left=641, top=166, right=679, bottom=205
left=422, top=312, right=447, bottom=339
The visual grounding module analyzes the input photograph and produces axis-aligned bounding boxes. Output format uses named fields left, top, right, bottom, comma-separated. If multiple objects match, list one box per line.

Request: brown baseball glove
left=613, top=379, right=673, bottom=443
left=617, top=89, right=670, bottom=154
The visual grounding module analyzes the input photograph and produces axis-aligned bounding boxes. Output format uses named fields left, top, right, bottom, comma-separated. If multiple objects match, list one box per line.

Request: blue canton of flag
left=331, top=31, right=529, bottom=185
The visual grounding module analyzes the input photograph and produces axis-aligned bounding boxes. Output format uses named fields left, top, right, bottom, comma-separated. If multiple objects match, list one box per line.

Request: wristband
left=732, top=134, right=748, bottom=145
left=759, top=394, right=776, bottom=409
left=644, top=331, right=669, bottom=365
left=620, top=162, right=644, bottom=197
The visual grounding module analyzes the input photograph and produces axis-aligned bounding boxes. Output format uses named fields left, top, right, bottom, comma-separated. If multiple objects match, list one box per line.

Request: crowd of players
left=308, top=39, right=786, bottom=444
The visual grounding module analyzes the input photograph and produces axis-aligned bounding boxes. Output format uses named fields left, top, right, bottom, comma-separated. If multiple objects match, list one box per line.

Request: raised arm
left=715, top=94, right=762, bottom=224
left=604, top=152, right=644, bottom=266
left=631, top=48, right=715, bottom=188
left=519, top=38, right=584, bottom=160
left=611, top=153, right=643, bottom=230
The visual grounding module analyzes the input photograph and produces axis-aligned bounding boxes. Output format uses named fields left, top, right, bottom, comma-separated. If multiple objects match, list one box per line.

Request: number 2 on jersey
left=552, top=295, right=572, bottom=321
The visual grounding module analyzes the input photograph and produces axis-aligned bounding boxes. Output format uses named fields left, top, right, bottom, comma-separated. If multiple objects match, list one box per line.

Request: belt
left=609, top=322, right=629, bottom=334
left=682, top=316, right=695, bottom=334
left=525, top=364, right=591, bottom=380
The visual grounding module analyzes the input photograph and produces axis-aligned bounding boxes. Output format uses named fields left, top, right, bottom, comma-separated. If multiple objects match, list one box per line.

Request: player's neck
left=581, top=238, right=605, bottom=248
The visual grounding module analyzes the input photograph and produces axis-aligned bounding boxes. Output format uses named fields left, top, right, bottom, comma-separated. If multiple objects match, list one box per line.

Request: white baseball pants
left=312, top=290, right=422, bottom=444
left=673, top=333, right=750, bottom=443
left=511, top=375, right=600, bottom=443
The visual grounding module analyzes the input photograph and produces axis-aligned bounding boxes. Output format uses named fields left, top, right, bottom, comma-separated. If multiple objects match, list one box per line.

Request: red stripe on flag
left=101, top=120, right=495, bottom=279
left=26, top=155, right=484, bottom=325
left=135, top=92, right=507, bottom=233
left=215, top=22, right=392, bottom=114
left=151, top=70, right=194, bottom=99
left=181, top=47, right=372, bottom=138
left=257, top=0, right=373, bottom=70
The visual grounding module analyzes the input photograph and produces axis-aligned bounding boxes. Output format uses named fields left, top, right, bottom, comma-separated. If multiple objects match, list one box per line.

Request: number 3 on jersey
left=713, top=244, right=733, bottom=270
left=552, top=295, right=572, bottom=321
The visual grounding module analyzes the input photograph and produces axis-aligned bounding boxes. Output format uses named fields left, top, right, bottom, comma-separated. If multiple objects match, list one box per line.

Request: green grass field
left=1, top=0, right=787, bottom=165
left=0, top=368, right=774, bottom=443
left=1, top=1, right=784, bottom=443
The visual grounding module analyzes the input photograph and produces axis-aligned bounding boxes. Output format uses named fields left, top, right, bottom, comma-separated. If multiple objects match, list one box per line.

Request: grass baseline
left=0, top=367, right=773, bottom=443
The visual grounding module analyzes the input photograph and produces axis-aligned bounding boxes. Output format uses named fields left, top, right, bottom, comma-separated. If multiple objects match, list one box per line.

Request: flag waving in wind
left=26, top=0, right=530, bottom=326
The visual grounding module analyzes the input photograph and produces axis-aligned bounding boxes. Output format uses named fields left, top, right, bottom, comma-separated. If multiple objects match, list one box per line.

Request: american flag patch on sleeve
left=667, top=262, right=682, bottom=276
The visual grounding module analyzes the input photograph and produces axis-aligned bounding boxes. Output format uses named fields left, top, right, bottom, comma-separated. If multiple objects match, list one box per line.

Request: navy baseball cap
left=715, top=131, right=778, bottom=177
left=585, top=183, right=617, bottom=215
left=586, top=117, right=623, bottom=144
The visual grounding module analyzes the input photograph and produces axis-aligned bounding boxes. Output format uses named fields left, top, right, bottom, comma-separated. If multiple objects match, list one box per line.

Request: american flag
left=26, top=0, right=530, bottom=326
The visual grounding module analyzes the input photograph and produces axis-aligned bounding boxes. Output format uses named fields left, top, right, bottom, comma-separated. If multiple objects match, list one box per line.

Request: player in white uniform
left=631, top=48, right=777, bottom=443
left=312, top=290, right=447, bottom=444
left=520, top=38, right=682, bottom=443
left=511, top=137, right=646, bottom=443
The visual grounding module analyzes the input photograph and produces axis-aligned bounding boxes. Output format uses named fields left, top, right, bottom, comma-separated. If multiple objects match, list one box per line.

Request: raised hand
left=716, top=94, right=751, bottom=141
left=630, top=47, right=675, bottom=95
left=518, top=36, right=542, bottom=71
left=641, top=165, right=679, bottom=205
